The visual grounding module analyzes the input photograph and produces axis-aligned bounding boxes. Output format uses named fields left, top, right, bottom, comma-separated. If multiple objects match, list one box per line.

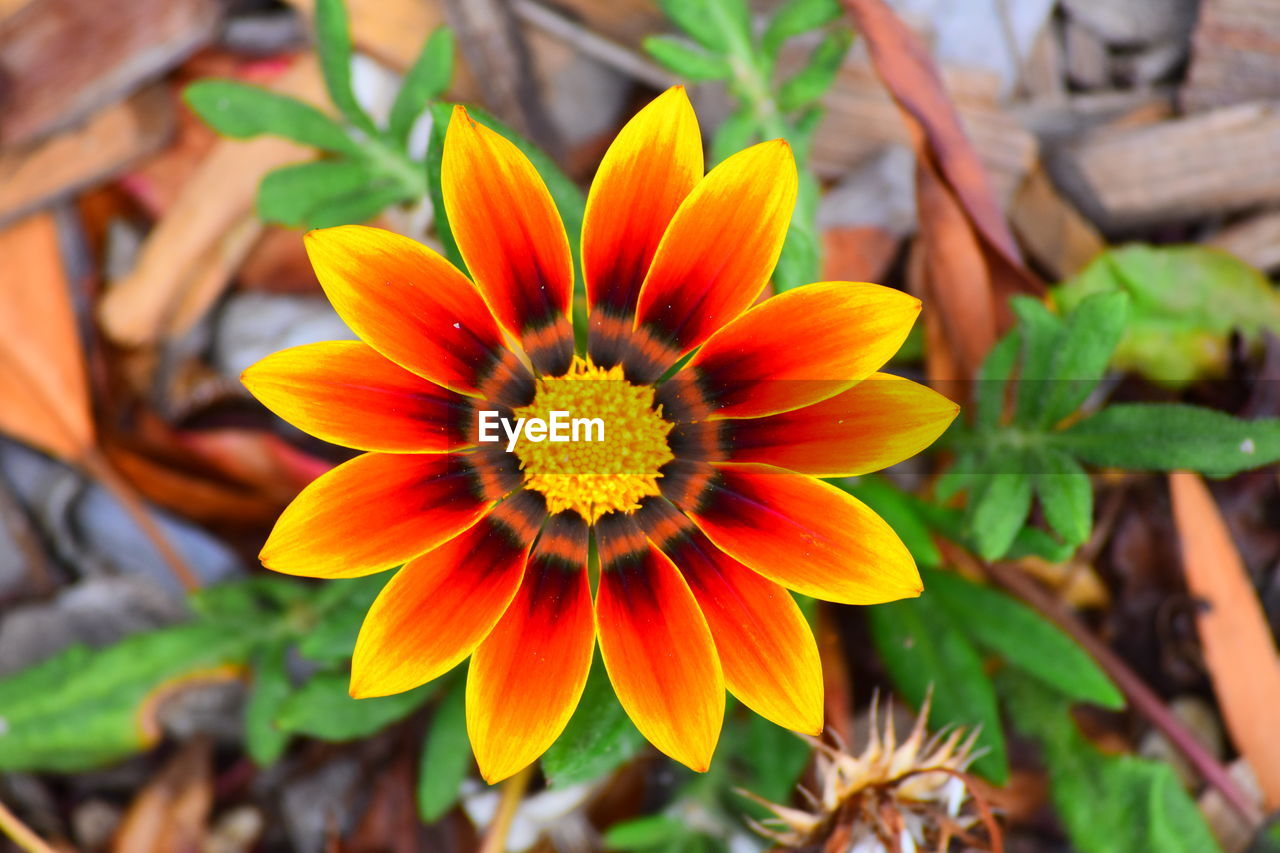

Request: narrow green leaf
left=603, top=815, right=688, bottom=850
left=657, top=0, right=744, bottom=50
left=257, top=159, right=377, bottom=228
left=776, top=30, right=850, bottom=112
left=967, top=464, right=1034, bottom=561
left=975, top=329, right=1019, bottom=429
left=245, top=643, right=294, bottom=765
left=1010, top=296, right=1065, bottom=427
left=314, top=0, right=376, bottom=134
left=184, top=80, right=357, bottom=153
left=1057, top=403, right=1280, bottom=477
left=1031, top=447, right=1093, bottom=546
left=417, top=679, right=471, bottom=822
left=1039, top=291, right=1129, bottom=426
left=762, top=0, right=842, bottom=57
left=1001, top=673, right=1222, bottom=853
left=867, top=592, right=1008, bottom=783
left=710, top=107, right=759, bottom=165
left=542, top=653, right=645, bottom=787
left=275, top=670, right=434, bottom=741
left=295, top=575, right=383, bottom=665
left=303, top=184, right=412, bottom=229
left=927, top=569, right=1123, bottom=708
left=388, top=28, right=455, bottom=146
left=643, top=36, right=731, bottom=81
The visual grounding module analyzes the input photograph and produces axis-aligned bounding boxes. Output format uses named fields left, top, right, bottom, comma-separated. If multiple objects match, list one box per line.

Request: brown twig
left=981, top=560, right=1264, bottom=826
left=0, top=799, right=57, bottom=853
left=479, top=765, right=534, bottom=853
left=81, top=448, right=200, bottom=592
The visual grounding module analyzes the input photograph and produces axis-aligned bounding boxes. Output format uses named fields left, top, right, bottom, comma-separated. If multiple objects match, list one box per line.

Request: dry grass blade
left=839, top=0, right=1043, bottom=382
left=1169, top=471, right=1280, bottom=810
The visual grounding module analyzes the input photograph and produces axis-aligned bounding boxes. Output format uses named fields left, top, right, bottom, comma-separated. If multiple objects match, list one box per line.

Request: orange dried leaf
left=1169, top=471, right=1280, bottom=810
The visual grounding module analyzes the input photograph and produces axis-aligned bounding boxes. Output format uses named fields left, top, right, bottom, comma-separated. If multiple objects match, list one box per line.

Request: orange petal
left=662, top=461, right=922, bottom=604
left=442, top=107, right=574, bottom=375
left=467, top=511, right=594, bottom=783
left=304, top=225, right=531, bottom=406
left=595, top=513, right=724, bottom=772
left=350, top=491, right=547, bottom=698
left=260, top=449, right=521, bottom=578
left=242, top=341, right=481, bottom=453
left=671, top=373, right=959, bottom=476
left=627, top=141, right=797, bottom=382
left=657, top=282, right=922, bottom=421
left=583, top=86, right=702, bottom=368
left=639, top=499, right=823, bottom=734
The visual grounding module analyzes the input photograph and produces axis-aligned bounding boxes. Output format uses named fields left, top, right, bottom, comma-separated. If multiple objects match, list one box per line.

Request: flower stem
left=479, top=765, right=534, bottom=853
left=982, top=560, right=1264, bottom=826
left=0, top=799, right=57, bottom=853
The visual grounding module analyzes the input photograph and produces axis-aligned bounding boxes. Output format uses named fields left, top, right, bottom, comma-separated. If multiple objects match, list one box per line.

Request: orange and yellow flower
left=242, top=87, right=958, bottom=784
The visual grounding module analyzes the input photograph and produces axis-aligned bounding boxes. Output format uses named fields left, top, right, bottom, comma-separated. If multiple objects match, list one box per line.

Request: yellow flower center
left=512, top=357, right=673, bottom=523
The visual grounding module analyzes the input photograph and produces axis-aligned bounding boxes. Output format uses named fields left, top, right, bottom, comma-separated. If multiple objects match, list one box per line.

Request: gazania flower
left=242, top=86, right=957, bottom=784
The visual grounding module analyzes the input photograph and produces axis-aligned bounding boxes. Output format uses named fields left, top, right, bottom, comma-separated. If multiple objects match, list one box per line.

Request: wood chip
left=1010, top=164, right=1105, bottom=280
left=1049, top=101, right=1280, bottom=230
left=0, top=0, right=219, bottom=146
left=1183, top=0, right=1280, bottom=111
left=280, top=0, right=443, bottom=70
left=1205, top=208, right=1280, bottom=272
left=0, top=86, right=174, bottom=228
left=97, top=58, right=328, bottom=348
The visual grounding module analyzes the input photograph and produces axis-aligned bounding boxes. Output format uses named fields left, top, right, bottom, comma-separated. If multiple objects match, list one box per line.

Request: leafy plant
left=940, top=291, right=1280, bottom=560
left=645, top=0, right=849, bottom=290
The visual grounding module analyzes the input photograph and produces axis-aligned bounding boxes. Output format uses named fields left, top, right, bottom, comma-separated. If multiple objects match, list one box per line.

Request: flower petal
left=657, top=282, right=921, bottom=421
left=304, top=225, right=532, bottom=406
left=350, top=491, right=547, bottom=698
left=595, top=513, right=724, bottom=772
left=661, top=461, right=922, bottom=604
left=442, top=107, right=574, bottom=375
left=467, top=511, right=594, bottom=783
left=260, top=449, right=521, bottom=578
left=670, top=373, right=959, bottom=476
left=242, top=341, right=482, bottom=453
left=626, top=140, right=797, bottom=382
left=583, top=86, right=702, bottom=368
left=639, top=499, right=823, bottom=734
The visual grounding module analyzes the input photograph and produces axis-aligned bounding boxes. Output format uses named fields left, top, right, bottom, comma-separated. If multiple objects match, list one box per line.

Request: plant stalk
left=479, top=765, right=534, bottom=853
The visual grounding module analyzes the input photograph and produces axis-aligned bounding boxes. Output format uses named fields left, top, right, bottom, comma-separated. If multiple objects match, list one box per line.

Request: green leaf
left=184, top=79, right=357, bottom=154
left=1057, top=403, right=1280, bottom=477
left=867, top=592, right=1008, bottom=783
left=1054, top=244, right=1280, bottom=387
left=926, top=569, right=1122, bottom=708
left=417, top=679, right=471, bottom=822
left=542, top=653, right=645, bottom=787
left=257, top=159, right=378, bottom=228
left=737, top=711, right=811, bottom=804
left=388, top=28, right=455, bottom=146
left=1001, top=673, right=1222, bottom=853
left=967, top=462, right=1034, bottom=561
left=1032, top=447, right=1093, bottom=546
left=657, top=0, right=747, bottom=51
left=0, top=622, right=263, bottom=772
left=975, top=328, right=1019, bottom=429
left=245, top=643, right=294, bottom=765
left=314, top=0, right=376, bottom=134
left=710, top=107, right=758, bottom=166
left=762, top=0, right=842, bottom=57
left=603, top=815, right=689, bottom=850
left=772, top=170, right=822, bottom=291
left=275, top=670, right=434, bottom=741
left=1010, top=296, right=1065, bottom=427
left=304, top=184, right=413, bottom=228
left=1039, top=291, right=1128, bottom=427
left=776, top=30, right=850, bottom=112
left=643, top=36, right=731, bottom=81
left=295, top=576, right=383, bottom=665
